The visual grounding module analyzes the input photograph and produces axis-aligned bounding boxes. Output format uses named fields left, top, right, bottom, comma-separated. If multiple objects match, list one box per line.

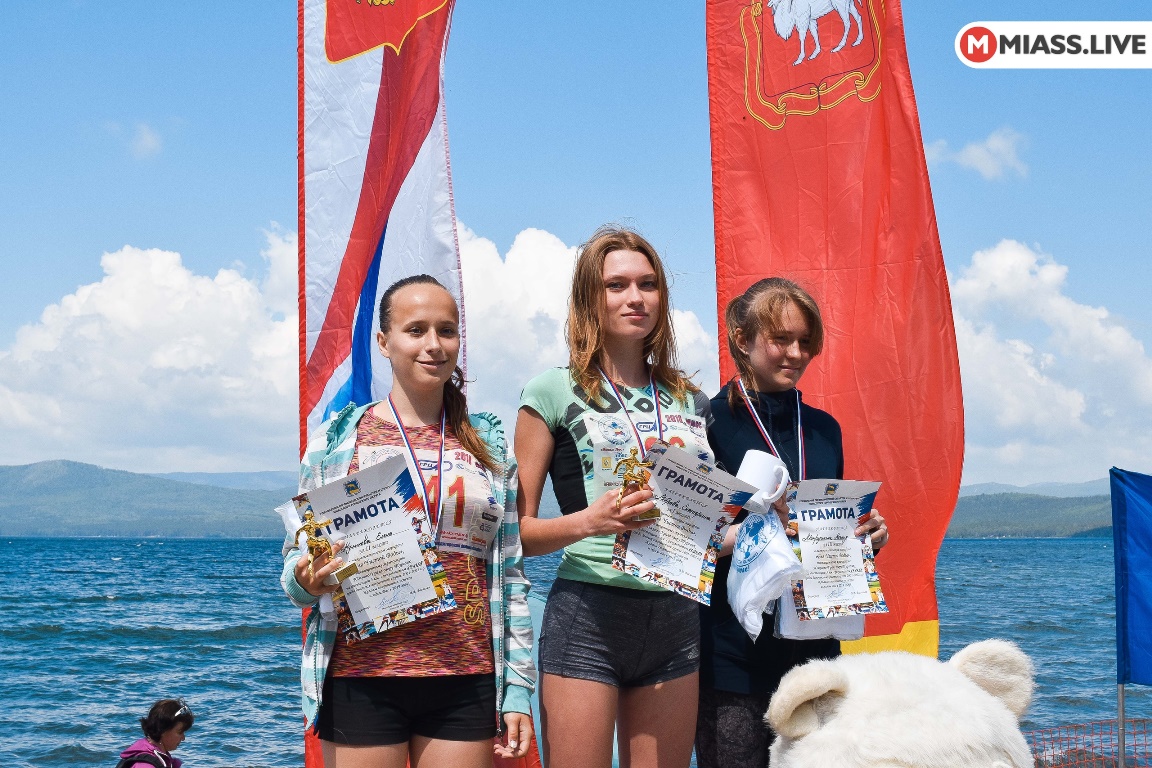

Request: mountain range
left=0, top=460, right=1115, bottom=538
left=957, top=478, right=1110, bottom=498
left=0, top=460, right=293, bottom=538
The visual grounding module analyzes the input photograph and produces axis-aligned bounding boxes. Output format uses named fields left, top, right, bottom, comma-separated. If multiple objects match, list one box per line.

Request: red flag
left=707, top=0, right=963, bottom=656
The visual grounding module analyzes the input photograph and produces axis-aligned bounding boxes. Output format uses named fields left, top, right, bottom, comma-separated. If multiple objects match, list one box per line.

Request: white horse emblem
left=764, top=0, right=865, bottom=66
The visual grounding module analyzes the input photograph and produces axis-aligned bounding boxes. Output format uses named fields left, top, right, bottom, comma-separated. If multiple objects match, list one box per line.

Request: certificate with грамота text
left=784, top=479, right=888, bottom=620
left=612, top=442, right=756, bottom=605
left=276, top=454, right=456, bottom=642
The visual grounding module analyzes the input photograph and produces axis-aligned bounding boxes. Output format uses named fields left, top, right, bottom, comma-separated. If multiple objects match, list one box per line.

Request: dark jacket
left=699, top=383, right=845, bottom=695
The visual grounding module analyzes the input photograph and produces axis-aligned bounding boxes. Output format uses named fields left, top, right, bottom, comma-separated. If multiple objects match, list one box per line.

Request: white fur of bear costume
left=766, top=639, right=1035, bottom=768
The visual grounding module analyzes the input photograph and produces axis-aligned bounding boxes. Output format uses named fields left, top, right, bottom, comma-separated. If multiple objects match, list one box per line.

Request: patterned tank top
left=329, top=409, right=494, bottom=677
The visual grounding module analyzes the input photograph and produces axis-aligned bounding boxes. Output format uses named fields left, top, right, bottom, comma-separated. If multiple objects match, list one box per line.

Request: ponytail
left=443, top=365, right=500, bottom=475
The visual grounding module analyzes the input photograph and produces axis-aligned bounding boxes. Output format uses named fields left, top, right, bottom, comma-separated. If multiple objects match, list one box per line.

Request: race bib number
left=357, top=445, right=501, bottom=558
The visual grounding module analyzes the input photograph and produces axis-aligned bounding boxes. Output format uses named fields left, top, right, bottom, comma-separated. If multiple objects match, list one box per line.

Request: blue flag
left=1112, top=467, right=1152, bottom=685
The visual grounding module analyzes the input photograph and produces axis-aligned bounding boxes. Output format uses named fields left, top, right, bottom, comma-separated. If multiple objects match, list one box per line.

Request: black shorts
left=539, top=577, right=699, bottom=688
left=316, top=673, right=498, bottom=745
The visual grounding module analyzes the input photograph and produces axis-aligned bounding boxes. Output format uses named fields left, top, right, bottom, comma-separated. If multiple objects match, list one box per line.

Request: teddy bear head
left=767, top=639, right=1035, bottom=768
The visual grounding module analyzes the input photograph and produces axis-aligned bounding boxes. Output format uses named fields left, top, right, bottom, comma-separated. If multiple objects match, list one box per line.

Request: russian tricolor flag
left=299, top=4, right=548, bottom=766
left=299, top=0, right=464, bottom=451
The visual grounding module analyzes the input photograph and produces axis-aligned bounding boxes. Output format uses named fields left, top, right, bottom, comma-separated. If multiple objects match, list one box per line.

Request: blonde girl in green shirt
left=517, top=226, right=711, bottom=768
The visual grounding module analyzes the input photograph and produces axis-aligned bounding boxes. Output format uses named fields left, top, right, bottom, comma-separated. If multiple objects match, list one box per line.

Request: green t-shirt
left=519, top=366, right=713, bottom=590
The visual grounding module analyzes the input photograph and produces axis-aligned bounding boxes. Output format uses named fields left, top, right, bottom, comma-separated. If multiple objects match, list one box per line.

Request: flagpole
left=1118, top=683, right=1127, bottom=768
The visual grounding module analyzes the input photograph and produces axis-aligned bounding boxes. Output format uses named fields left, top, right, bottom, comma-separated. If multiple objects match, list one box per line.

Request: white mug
left=736, top=450, right=790, bottom=505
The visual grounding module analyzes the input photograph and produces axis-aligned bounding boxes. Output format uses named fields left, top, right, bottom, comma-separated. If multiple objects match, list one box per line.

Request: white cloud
left=952, top=239, right=1152, bottom=483
left=457, top=224, right=573, bottom=429
left=260, top=225, right=298, bottom=316
left=952, top=315, right=1086, bottom=436
left=458, top=224, right=719, bottom=430
left=0, top=232, right=298, bottom=472
left=673, top=308, right=720, bottom=395
left=130, top=122, right=162, bottom=158
left=953, top=240, right=1152, bottom=401
left=38, top=221, right=1143, bottom=487
left=0, top=224, right=717, bottom=473
left=927, top=127, right=1027, bottom=180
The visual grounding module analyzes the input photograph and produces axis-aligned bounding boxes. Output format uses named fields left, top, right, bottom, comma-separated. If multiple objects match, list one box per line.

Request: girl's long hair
left=567, top=225, right=694, bottom=405
left=724, top=277, right=824, bottom=410
left=378, top=275, right=499, bottom=474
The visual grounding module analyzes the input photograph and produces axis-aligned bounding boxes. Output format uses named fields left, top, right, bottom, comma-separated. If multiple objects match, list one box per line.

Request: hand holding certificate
left=784, top=479, right=888, bottom=620
left=612, top=442, right=757, bottom=604
left=275, top=454, right=456, bottom=643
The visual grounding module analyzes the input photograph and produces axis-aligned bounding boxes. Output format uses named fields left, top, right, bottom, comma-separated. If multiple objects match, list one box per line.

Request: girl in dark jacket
left=695, top=278, right=890, bottom=768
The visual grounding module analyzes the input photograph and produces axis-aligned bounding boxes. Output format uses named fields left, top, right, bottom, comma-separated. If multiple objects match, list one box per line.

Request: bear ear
left=948, top=639, right=1035, bottom=719
left=766, top=660, right=850, bottom=739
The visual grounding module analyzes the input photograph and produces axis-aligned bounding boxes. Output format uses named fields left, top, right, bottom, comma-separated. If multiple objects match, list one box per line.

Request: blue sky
left=1, top=1, right=1150, bottom=483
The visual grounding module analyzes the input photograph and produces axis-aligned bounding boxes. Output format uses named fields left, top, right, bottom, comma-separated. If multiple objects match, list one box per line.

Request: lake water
left=0, top=538, right=1142, bottom=767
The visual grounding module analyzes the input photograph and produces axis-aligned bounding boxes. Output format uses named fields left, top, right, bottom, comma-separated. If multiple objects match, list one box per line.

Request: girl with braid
left=281, top=275, right=536, bottom=768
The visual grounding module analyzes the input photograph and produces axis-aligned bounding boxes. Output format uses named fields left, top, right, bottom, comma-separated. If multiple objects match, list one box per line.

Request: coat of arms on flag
left=325, top=0, right=450, bottom=62
left=736, top=0, right=884, bottom=130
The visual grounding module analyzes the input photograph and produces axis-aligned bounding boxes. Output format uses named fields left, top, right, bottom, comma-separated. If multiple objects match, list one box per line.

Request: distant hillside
left=946, top=492, right=1112, bottom=539
left=959, top=478, right=1110, bottom=498
left=0, top=461, right=293, bottom=538
left=151, top=470, right=298, bottom=491
left=0, top=461, right=1114, bottom=539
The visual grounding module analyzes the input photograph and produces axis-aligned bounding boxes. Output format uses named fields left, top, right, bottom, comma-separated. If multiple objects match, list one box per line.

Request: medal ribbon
left=598, top=368, right=665, bottom=456
left=386, top=395, right=447, bottom=541
left=737, top=378, right=805, bottom=480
